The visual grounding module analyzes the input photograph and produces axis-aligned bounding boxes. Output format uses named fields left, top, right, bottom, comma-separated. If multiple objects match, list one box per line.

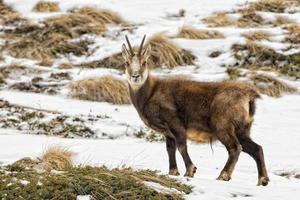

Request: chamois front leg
left=167, top=123, right=197, bottom=178
left=166, top=136, right=179, bottom=176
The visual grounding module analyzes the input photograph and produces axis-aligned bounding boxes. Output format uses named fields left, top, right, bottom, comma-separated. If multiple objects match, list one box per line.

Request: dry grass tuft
left=236, top=9, right=265, bottom=27
left=73, top=7, right=126, bottom=25
left=226, top=67, right=242, bottom=80
left=202, top=9, right=264, bottom=28
left=33, top=1, right=60, bottom=12
left=176, top=26, right=224, bottom=39
left=231, top=42, right=286, bottom=66
left=272, top=16, right=295, bottom=26
left=250, top=73, right=296, bottom=97
left=147, top=33, right=195, bottom=68
left=249, top=0, right=300, bottom=13
left=284, top=24, right=300, bottom=44
left=78, top=33, right=195, bottom=69
left=41, top=146, right=74, bottom=171
left=69, top=75, right=130, bottom=104
left=202, top=12, right=235, bottom=27
left=0, top=0, right=24, bottom=25
left=242, top=31, right=271, bottom=41
left=1, top=7, right=126, bottom=62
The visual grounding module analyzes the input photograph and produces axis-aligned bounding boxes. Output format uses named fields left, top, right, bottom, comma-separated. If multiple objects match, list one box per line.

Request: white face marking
left=131, top=57, right=140, bottom=71
left=125, top=56, right=149, bottom=90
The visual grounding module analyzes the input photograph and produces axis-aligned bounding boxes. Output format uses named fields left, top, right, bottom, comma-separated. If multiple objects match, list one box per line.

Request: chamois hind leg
left=216, top=125, right=242, bottom=181
left=166, top=136, right=179, bottom=176
left=237, top=132, right=269, bottom=186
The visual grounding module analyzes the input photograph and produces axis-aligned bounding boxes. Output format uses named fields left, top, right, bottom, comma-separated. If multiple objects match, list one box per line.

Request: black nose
left=132, top=74, right=140, bottom=79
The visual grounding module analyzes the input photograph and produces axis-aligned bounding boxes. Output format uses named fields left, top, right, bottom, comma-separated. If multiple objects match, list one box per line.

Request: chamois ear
left=142, top=44, right=151, bottom=61
left=122, top=43, right=130, bottom=61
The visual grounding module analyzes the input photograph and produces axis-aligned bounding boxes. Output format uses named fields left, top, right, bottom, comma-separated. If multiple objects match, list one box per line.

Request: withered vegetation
left=0, top=7, right=126, bottom=63
left=41, top=146, right=74, bottom=171
left=236, top=9, right=265, bottom=28
left=69, top=75, right=131, bottom=104
left=284, top=24, right=300, bottom=44
left=272, top=16, right=295, bottom=26
left=78, top=33, right=195, bottom=69
left=147, top=33, right=195, bottom=68
left=0, top=0, right=24, bottom=25
left=202, top=12, right=235, bottom=27
left=1, top=158, right=192, bottom=200
left=250, top=73, right=296, bottom=97
left=33, top=1, right=60, bottom=12
left=202, top=9, right=265, bottom=28
left=242, top=31, right=271, bottom=41
left=232, top=42, right=286, bottom=66
left=176, top=26, right=224, bottom=39
left=0, top=99, right=96, bottom=138
left=249, top=0, right=300, bottom=13
left=231, top=42, right=300, bottom=79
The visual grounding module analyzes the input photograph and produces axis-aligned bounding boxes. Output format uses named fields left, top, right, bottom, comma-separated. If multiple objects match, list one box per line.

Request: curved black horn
left=138, top=35, right=146, bottom=56
left=125, top=35, right=134, bottom=55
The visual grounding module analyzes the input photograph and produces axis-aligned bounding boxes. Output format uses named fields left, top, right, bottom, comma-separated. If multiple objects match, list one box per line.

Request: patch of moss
left=0, top=165, right=192, bottom=200
left=0, top=100, right=96, bottom=138
left=133, top=130, right=165, bottom=142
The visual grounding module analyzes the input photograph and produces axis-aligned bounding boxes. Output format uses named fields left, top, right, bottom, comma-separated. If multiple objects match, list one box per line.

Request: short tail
left=249, top=89, right=260, bottom=117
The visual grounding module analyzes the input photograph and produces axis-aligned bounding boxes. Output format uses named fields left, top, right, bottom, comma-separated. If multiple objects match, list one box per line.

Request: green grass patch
left=0, top=165, right=192, bottom=200
left=133, top=129, right=165, bottom=142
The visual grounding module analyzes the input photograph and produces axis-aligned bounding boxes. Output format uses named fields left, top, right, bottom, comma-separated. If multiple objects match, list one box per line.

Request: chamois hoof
left=217, top=171, right=231, bottom=181
left=169, top=169, right=180, bottom=176
left=257, top=176, right=269, bottom=186
left=184, top=165, right=197, bottom=177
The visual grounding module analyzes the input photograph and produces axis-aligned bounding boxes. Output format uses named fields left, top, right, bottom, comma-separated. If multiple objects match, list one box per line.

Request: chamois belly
left=186, top=128, right=216, bottom=143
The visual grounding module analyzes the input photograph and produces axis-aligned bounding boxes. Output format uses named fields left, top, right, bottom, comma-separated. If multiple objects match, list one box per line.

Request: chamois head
left=122, top=35, right=151, bottom=89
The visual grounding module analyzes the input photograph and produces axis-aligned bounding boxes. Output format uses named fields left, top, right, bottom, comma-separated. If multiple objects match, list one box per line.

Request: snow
left=76, top=195, right=92, bottom=200
left=1, top=0, right=300, bottom=199
left=143, top=181, right=182, bottom=194
left=0, top=94, right=300, bottom=199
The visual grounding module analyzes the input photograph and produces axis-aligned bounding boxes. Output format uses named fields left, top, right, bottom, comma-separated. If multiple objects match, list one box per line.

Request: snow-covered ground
left=1, top=0, right=300, bottom=199
left=0, top=94, right=300, bottom=199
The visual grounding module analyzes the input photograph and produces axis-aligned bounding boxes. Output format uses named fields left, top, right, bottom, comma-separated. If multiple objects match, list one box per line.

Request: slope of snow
left=1, top=0, right=300, bottom=199
left=0, top=94, right=300, bottom=199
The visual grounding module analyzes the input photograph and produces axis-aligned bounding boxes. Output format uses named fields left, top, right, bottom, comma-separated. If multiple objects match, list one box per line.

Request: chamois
left=122, top=35, right=269, bottom=186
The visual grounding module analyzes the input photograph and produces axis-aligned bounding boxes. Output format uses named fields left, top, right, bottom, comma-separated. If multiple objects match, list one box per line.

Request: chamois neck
left=128, top=75, right=156, bottom=109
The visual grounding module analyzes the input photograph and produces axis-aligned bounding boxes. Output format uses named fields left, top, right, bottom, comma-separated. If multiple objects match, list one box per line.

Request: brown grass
left=231, top=42, right=286, bottom=66
left=236, top=9, right=265, bottom=28
left=202, top=9, right=265, bottom=28
left=176, top=26, right=224, bottom=39
left=73, top=7, right=125, bottom=25
left=249, top=0, right=300, bottom=13
left=78, top=33, right=195, bottom=70
left=272, top=16, right=295, bottom=26
left=41, top=146, right=74, bottom=171
left=202, top=12, right=235, bottom=27
left=250, top=73, right=296, bottom=97
left=146, top=33, right=195, bottom=68
left=284, top=24, right=300, bottom=44
left=33, top=1, right=60, bottom=12
left=226, top=67, right=242, bottom=80
left=1, top=7, right=126, bottom=62
left=0, top=0, right=24, bottom=25
left=242, top=31, right=271, bottom=41
left=69, top=75, right=130, bottom=104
